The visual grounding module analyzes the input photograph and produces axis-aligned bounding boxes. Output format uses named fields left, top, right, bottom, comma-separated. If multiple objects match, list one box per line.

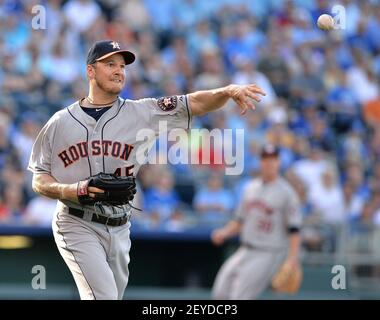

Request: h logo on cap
left=110, top=41, right=120, bottom=49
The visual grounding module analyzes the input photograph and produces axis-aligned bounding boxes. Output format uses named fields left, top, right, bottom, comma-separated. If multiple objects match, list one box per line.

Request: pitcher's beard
left=96, top=79, right=123, bottom=96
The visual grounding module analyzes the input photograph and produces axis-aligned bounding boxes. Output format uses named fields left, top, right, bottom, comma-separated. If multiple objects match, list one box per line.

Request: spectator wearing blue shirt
left=327, top=69, right=360, bottom=134
left=143, top=170, right=183, bottom=229
left=193, top=173, right=234, bottom=228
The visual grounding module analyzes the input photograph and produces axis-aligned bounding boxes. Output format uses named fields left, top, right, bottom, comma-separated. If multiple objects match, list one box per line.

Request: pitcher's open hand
left=227, top=84, right=266, bottom=115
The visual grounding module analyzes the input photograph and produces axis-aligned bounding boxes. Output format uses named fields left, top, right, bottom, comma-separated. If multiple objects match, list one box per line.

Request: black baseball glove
left=77, top=172, right=137, bottom=206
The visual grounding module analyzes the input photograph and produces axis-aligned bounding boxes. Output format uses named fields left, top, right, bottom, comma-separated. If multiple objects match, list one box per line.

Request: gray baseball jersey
left=212, top=177, right=302, bottom=300
left=28, top=95, right=191, bottom=299
left=236, top=177, right=302, bottom=250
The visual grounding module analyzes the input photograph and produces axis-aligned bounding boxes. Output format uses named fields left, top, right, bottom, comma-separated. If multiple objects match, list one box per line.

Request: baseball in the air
left=317, top=14, right=334, bottom=30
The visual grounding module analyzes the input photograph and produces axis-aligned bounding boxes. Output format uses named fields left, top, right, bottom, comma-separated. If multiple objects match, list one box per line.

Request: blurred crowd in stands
left=1, top=0, right=380, bottom=253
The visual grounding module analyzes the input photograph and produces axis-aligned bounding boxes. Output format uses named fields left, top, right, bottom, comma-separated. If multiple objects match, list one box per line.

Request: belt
left=241, top=242, right=282, bottom=252
left=68, top=207, right=130, bottom=227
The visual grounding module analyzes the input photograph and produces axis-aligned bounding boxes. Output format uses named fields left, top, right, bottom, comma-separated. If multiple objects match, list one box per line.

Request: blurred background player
left=211, top=144, right=302, bottom=300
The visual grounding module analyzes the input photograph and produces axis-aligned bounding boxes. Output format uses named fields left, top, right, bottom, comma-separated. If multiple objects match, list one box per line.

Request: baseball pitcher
left=211, top=144, right=303, bottom=300
left=28, top=40, right=266, bottom=300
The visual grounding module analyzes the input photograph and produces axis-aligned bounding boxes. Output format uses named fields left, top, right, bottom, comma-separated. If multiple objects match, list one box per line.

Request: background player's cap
left=260, top=144, right=279, bottom=158
left=87, top=40, right=135, bottom=65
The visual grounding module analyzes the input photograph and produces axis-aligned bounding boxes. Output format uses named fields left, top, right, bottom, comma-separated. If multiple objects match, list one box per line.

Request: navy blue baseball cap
left=86, top=40, right=136, bottom=65
left=260, top=144, right=280, bottom=158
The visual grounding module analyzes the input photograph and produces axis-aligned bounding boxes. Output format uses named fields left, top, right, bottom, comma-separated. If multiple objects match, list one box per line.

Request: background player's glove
left=271, top=260, right=303, bottom=294
left=77, top=173, right=137, bottom=206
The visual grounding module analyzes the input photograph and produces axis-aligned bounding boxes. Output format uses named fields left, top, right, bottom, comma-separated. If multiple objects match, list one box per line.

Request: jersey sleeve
left=27, top=116, right=57, bottom=174
left=234, top=182, right=250, bottom=222
left=284, top=186, right=303, bottom=229
left=135, top=94, right=192, bottom=134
